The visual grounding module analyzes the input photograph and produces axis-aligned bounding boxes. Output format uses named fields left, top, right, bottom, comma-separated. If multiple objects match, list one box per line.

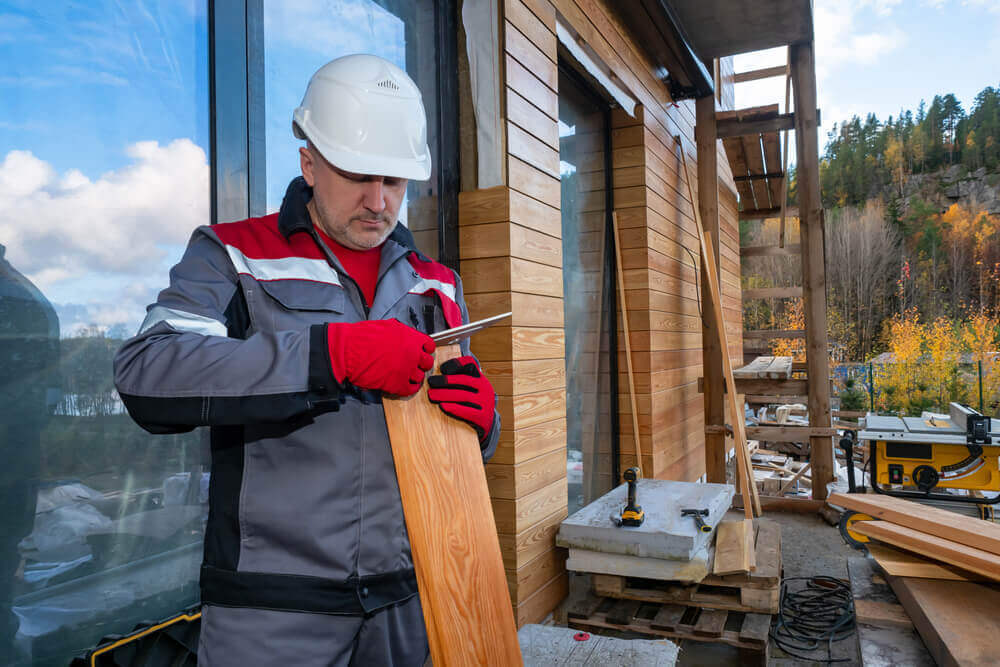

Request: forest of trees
left=820, top=85, right=1000, bottom=207
left=743, top=84, right=1000, bottom=414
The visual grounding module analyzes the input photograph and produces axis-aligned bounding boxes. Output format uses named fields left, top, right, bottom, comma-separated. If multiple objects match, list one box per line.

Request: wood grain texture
left=853, top=521, right=1000, bottom=581
left=829, top=492, right=1000, bottom=556
left=887, top=574, right=1000, bottom=667
left=383, top=345, right=522, bottom=666
left=713, top=520, right=752, bottom=575
left=866, top=543, right=985, bottom=582
left=498, top=506, right=567, bottom=570
left=491, top=417, right=567, bottom=466
left=509, top=156, right=560, bottom=208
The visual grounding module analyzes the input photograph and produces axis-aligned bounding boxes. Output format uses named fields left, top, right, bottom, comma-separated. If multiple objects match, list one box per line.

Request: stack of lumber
left=831, top=492, right=1000, bottom=666
left=829, top=492, right=1000, bottom=581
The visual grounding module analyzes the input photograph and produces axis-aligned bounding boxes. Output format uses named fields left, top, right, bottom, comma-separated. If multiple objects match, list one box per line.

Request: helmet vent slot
left=377, top=79, right=400, bottom=91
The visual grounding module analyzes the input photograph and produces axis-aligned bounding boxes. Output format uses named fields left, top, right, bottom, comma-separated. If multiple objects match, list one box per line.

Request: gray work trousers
left=197, top=596, right=429, bottom=666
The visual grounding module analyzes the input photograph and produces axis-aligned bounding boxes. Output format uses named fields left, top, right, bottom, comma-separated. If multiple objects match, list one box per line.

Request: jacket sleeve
left=453, top=269, right=501, bottom=463
left=114, top=226, right=341, bottom=434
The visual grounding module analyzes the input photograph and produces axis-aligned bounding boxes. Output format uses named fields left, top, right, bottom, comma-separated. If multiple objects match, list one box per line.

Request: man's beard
left=312, top=197, right=396, bottom=249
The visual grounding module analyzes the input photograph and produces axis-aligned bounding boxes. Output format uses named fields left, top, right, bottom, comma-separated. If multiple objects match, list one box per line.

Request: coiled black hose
left=770, top=576, right=856, bottom=662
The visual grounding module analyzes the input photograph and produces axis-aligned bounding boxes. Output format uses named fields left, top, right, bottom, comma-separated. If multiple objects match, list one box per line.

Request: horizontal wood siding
left=457, top=0, right=741, bottom=628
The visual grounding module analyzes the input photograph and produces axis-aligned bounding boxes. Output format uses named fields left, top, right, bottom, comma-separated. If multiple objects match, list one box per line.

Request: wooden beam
left=746, top=426, right=838, bottom=442
left=742, top=287, right=803, bottom=300
left=700, top=377, right=809, bottom=396
left=791, top=41, right=833, bottom=500
left=697, top=94, right=726, bottom=485
left=886, top=574, right=1000, bottom=667
left=733, top=65, right=788, bottom=83
left=742, top=329, right=805, bottom=340
left=733, top=171, right=785, bottom=183
left=779, top=47, right=792, bottom=248
left=613, top=212, right=642, bottom=478
left=717, top=113, right=795, bottom=138
left=854, top=521, right=1000, bottom=582
left=733, top=494, right=823, bottom=513
left=745, top=394, right=808, bottom=405
left=829, top=493, right=1000, bottom=557
left=867, top=543, right=986, bottom=582
left=740, top=243, right=802, bottom=257
left=739, top=206, right=799, bottom=220
left=777, top=462, right=811, bottom=495
left=676, top=135, right=760, bottom=518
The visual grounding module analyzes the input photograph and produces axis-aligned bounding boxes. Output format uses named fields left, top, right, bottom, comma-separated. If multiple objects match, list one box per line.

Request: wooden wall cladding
left=456, top=0, right=742, bottom=630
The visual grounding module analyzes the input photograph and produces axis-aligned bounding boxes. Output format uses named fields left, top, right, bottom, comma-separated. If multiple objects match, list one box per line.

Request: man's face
left=299, top=145, right=408, bottom=250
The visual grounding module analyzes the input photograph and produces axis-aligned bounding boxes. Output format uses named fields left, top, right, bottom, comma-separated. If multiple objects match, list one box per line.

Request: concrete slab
left=566, top=543, right=712, bottom=582
left=518, top=624, right=678, bottom=666
left=557, top=479, right=734, bottom=560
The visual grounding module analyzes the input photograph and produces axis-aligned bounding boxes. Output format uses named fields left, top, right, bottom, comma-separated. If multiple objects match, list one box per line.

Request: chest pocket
left=253, top=279, right=348, bottom=332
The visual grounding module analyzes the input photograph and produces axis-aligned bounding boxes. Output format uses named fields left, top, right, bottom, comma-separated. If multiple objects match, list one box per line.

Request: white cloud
left=736, top=0, right=908, bottom=128
left=0, top=139, right=209, bottom=284
left=814, top=1, right=906, bottom=79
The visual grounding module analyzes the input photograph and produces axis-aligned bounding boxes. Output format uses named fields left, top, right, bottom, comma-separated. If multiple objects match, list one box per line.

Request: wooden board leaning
left=383, top=344, right=522, bottom=666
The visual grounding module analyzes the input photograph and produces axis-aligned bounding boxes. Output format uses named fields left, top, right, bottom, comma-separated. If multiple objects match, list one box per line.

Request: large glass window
left=558, top=66, right=617, bottom=514
left=0, top=3, right=209, bottom=664
left=263, top=0, right=447, bottom=260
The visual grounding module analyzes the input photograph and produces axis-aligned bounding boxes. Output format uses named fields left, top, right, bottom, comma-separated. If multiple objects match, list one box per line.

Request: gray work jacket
left=113, top=177, right=500, bottom=615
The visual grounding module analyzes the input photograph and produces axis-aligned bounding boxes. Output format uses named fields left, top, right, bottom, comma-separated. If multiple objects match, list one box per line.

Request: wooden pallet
left=568, top=593, right=770, bottom=666
left=591, top=519, right=781, bottom=614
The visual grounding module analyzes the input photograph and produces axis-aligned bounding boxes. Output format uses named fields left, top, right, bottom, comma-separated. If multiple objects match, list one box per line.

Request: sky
left=735, top=0, right=1000, bottom=164
left=0, top=0, right=411, bottom=336
left=1, top=0, right=998, bottom=336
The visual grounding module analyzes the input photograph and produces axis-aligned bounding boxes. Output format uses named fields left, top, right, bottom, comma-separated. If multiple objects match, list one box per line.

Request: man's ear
left=299, top=146, right=315, bottom=187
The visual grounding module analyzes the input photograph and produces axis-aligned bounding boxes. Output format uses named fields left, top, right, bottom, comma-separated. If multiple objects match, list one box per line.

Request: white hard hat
left=293, top=54, right=431, bottom=181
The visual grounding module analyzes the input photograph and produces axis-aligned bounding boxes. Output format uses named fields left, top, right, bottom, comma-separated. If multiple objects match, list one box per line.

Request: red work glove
left=427, top=356, right=496, bottom=442
left=326, top=320, right=435, bottom=397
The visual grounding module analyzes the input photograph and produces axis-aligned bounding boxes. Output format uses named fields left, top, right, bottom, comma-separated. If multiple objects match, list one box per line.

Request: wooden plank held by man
left=383, top=343, right=523, bottom=666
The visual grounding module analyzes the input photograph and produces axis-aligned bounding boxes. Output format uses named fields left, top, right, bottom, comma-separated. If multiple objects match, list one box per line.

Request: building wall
left=459, top=0, right=741, bottom=626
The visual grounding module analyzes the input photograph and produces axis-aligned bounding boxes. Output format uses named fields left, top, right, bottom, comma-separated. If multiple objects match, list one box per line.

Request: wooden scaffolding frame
left=700, top=39, right=834, bottom=501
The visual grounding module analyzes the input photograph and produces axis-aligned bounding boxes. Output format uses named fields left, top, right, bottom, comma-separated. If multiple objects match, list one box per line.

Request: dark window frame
left=556, top=59, right=621, bottom=486
left=208, top=0, right=460, bottom=269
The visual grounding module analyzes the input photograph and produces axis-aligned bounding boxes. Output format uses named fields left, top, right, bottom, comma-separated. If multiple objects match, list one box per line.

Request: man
left=114, top=54, right=499, bottom=666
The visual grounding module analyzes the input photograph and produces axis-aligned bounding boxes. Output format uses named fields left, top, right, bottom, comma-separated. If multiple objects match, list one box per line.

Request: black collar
left=276, top=176, right=419, bottom=251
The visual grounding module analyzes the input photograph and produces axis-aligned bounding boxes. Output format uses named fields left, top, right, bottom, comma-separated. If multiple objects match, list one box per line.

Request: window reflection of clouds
left=263, top=0, right=407, bottom=211
left=0, top=2, right=209, bottom=335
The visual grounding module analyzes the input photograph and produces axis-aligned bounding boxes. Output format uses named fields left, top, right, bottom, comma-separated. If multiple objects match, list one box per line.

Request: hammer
left=681, top=508, right=712, bottom=533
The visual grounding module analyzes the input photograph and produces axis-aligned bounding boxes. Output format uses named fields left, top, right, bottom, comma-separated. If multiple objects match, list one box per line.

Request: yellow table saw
left=856, top=402, right=1000, bottom=505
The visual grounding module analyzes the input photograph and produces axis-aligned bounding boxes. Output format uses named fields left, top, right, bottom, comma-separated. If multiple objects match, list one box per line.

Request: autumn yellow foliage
left=874, top=308, right=1000, bottom=415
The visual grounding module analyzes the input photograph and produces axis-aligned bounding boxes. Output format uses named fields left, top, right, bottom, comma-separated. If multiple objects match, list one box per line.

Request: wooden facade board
left=508, top=121, right=560, bottom=178
left=506, top=547, right=567, bottom=606
left=507, top=88, right=560, bottom=150
left=505, top=19, right=557, bottom=90
left=505, top=54, right=558, bottom=120
left=491, top=417, right=567, bottom=465
left=493, top=476, right=568, bottom=538
left=487, top=447, right=567, bottom=500
left=504, top=0, right=557, bottom=59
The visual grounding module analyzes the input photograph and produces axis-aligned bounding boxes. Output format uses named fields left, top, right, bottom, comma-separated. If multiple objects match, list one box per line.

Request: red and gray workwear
left=113, top=177, right=499, bottom=664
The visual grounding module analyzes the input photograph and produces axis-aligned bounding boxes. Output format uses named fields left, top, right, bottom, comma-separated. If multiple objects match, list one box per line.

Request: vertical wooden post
left=696, top=95, right=726, bottom=484
left=613, top=212, right=644, bottom=478
left=790, top=42, right=834, bottom=499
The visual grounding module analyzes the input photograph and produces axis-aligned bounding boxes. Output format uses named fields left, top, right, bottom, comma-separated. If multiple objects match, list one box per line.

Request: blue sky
left=735, top=0, right=1000, bottom=162
left=1, top=0, right=997, bottom=334
left=0, top=0, right=411, bottom=335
